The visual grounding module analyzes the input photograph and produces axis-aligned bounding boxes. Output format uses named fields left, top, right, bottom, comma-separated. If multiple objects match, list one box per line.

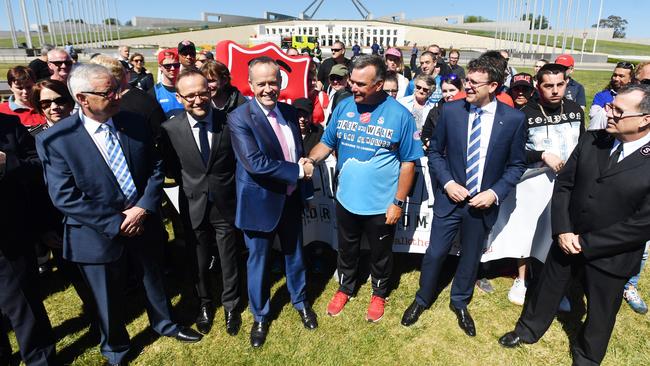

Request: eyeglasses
left=177, top=91, right=211, bottom=102
left=49, top=60, right=72, bottom=68
left=465, top=78, right=492, bottom=88
left=441, top=73, right=459, bottom=82
left=605, top=102, right=647, bottom=120
left=81, top=86, right=121, bottom=99
left=132, top=59, right=144, bottom=63
left=39, top=97, right=69, bottom=109
left=384, top=88, right=398, bottom=94
left=160, top=63, right=180, bottom=70
left=616, top=61, right=635, bottom=70
left=415, top=85, right=431, bottom=93
left=331, top=48, right=343, bottom=52
left=329, top=75, right=345, bottom=82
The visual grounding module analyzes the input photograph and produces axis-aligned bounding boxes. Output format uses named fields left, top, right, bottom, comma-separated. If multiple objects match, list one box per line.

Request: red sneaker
left=327, top=291, right=350, bottom=316
left=366, top=295, right=386, bottom=323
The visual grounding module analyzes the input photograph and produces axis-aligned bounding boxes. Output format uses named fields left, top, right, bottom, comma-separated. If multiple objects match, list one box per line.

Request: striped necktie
left=466, top=108, right=483, bottom=197
left=100, top=124, right=138, bottom=207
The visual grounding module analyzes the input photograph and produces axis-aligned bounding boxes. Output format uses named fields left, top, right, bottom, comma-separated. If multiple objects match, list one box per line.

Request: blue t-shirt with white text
left=321, top=96, right=424, bottom=215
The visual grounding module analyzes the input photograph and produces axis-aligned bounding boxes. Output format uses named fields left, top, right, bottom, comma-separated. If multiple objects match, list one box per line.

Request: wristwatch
left=393, top=198, right=405, bottom=208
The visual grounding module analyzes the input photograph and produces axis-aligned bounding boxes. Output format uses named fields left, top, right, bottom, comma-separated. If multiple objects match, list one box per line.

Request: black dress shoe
left=225, top=310, right=242, bottom=336
left=297, top=307, right=318, bottom=330
left=499, top=331, right=527, bottom=348
left=449, top=304, right=476, bottom=337
left=250, top=321, right=269, bottom=348
left=401, top=300, right=426, bottom=326
left=196, top=304, right=215, bottom=334
left=174, top=327, right=203, bottom=343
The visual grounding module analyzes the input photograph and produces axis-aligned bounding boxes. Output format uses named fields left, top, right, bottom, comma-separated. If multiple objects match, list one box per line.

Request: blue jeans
left=626, top=241, right=650, bottom=289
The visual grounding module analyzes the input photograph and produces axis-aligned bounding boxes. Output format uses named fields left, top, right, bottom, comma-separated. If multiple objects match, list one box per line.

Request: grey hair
left=618, top=84, right=650, bottom=115
left=67, top=63, right=114, bottom=103
left=247, top=56, right=280, bottom=81
left=351, top=54, right=387, bottom=83
left=414, top=73, right=436, bottom=90
left=41, top=44, right=54, bottom=56
left=47, top=48, right=70, bottom=60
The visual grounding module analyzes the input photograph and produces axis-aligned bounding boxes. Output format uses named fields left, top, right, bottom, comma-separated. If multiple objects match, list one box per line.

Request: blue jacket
left=228, top=100, right=313, bottom=232
left=427, top=99, right=527, bottom=227
left=35, top=111, right=164, bottom=263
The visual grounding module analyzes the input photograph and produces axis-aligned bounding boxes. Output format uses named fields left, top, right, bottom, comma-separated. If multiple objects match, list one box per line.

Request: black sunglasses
left=415, top=85, right=431, bottom=93
left=329, top=75, right=345, bottom=81
left=331, top=48, right=343, bottom=52
left=39, top=97, right=69, bottom=109
left=161, top=63, right=180, bottom=70
left=49, top=60, right=72, bottom=67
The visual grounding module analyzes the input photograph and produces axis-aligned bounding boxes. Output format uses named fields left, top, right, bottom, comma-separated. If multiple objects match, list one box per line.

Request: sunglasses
left=39, top=96, right=69, bottom=109
left=616, top=61, right=635, bottom=70
left=132, top=59, right=144, bottom=63
left=441, top=73, right=459, bottom=82
left=160, top=63, right=180, bottom=70
left=331, top=48, right=343, bottom=52
left=81, top=86, right=121, bottom=99
left=49, top=60, right=72, bottom=67
left=384, top=88, right=398, bottom=93
left=329, top=75, right=345, bottom=81
left=415, top=85, right=431, bottom=93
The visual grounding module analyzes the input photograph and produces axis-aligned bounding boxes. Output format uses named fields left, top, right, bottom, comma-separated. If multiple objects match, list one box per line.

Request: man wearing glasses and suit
left=401, top=56, right=527, bottom=336
left=36, top=64, right=201, bottom=366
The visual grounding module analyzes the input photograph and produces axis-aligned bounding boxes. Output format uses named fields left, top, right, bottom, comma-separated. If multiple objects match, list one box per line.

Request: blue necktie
left=466, top=108, right=482, bottom=196
left=197, top=121, right=210, bottom=166
left=100, top=124, right=138, bottom=207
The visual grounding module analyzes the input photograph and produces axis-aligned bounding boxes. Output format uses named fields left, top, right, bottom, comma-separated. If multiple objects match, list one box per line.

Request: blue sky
left=2, top=0, right=648, bottom=39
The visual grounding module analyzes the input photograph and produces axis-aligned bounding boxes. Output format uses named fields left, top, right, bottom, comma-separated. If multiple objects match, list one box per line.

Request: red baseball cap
left=555, top=54, right=574, bottom=68
left=157, top=48, right=179, bottom=65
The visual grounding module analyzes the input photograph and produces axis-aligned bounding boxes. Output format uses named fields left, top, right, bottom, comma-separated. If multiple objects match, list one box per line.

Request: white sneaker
left=507, top=278, right=527, bottom=306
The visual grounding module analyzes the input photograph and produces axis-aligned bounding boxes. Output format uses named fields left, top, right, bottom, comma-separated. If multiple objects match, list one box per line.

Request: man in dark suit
left=401, top=56, right=527, bottom=336
left=36, top=64, right=201, bottom=366
left=228, top=56, right=317, bottom=348
left=0, top=114, right=56, bottom=365
left=499, top=84, right=650, bottom=365
left=160, top=70, right=242, bottom=336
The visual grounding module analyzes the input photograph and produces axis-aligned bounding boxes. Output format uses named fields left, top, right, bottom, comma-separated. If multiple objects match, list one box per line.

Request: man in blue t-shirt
left=149, top=48, right=184, bottom=117
left=307, top=55, right=423, bottom=323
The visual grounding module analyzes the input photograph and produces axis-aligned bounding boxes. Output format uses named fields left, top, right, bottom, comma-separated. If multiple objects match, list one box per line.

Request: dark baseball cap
left=511, top=73, right=534, bottom=89
left=293, top=98, right=313, bottom=114
left=177, top=40, right=196, bottom=55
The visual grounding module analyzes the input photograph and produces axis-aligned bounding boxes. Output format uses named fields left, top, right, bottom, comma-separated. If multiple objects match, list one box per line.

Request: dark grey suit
left=160, top=109, right=240, bottom=311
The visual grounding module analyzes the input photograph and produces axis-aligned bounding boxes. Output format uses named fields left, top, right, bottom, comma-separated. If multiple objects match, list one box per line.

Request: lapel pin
left=499, top=121, right=503, bottom=125
left=641, top=146, right=650, bottom=156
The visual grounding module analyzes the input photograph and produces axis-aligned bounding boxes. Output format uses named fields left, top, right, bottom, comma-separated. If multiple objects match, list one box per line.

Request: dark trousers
left=416, top=205, right=489, bottom=309
left=192, top=204, right=240, bottom=312
left=515, top=244, right=628, bottom=366
left=242, top=193, right=307, bottom=322
left=335, top=202, right=396, bottom=298
left=77, top=237, right=179, bottom=364
left=0, top=252, right=56, bottom=366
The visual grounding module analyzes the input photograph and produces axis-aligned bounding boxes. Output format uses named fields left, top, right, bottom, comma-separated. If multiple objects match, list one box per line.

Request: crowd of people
left=1, top=38, right=650, bottom=366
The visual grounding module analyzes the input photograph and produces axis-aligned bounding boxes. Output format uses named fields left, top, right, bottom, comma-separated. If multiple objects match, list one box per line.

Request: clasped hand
left=445, top=182, right=495, bottom=209
left=299, top=157, right=314, bottom=180
left=120, top=206, right=147, bottom=237
left=558, top=232, right=582, bottom=255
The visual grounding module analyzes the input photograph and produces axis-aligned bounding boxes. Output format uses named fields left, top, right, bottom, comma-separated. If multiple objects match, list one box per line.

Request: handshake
left=299, top=157, right=316, bottom=180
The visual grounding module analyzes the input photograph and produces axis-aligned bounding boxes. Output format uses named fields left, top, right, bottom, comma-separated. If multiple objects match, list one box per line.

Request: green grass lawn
left=4, top=63, right=643, bottom=365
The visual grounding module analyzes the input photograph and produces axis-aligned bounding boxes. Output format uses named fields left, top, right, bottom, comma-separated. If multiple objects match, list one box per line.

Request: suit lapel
left=175, top=113, right=206, bottom=170
left=596, top=135, right=615, bottom=176
left=484, top=101, right=505, bottom=167
left=459, top=101, right=471, bottom=164
left=601, top=143, right=650, bottom=178
left=249, top=101, right=284, bottom=160
left=279, top=103, right=303, bottom=160
left=73, top=115, right=120, bottom=188
left=112, top=115, right=133, bottom=170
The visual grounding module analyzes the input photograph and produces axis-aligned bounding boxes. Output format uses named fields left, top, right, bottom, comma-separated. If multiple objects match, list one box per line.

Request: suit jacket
left=160, top=110, right=236, bottom=228
left=552, top=130, right=650, bottom=278
left=35, top=111, right=164, bottom=264
left=0, top=114, right=42, bottom=257
left=427, top=99, right=527, bottom=227
left=228, top=100, right=314, bottom=233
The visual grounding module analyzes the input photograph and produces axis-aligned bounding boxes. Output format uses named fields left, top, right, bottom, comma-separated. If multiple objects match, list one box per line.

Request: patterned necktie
left=466, top=108, right=483, bottom=197
left=100, top=124, right=138, bottom=207
left=197, top=121, right=210, bottom=166
left=607, top=142, right=624, bottom=169
left=268, top=110, right=295, bottom=195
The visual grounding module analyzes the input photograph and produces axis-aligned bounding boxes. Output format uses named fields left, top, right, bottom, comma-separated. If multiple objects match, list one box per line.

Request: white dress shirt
left=610, top=132, right=650, bottom=162
left=81, top=112, right=122, bottom=166
left=254, top=98, right=304, bottom=178
left=186, top=110, right=213, bottom=152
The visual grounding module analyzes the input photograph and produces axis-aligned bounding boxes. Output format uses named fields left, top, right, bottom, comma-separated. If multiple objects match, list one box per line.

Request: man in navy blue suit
left=228, top=57, right=317, bottom=348
left=36, top=64, right=201, bottom=366
left=401, top=56, right=527, bottom=336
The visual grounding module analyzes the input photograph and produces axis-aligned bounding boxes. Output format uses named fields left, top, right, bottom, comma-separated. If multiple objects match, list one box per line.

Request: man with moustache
left=499, top=83, right=650, bottom=366
left=160, top=70, right=242, bottom=336
left=589, top=61, right=635, bottom=130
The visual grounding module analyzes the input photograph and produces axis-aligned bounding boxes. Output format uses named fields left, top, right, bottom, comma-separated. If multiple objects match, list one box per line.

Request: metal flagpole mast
left=522, top=0, right=531, bottom=54
left=46, top=0, right=57, bottom=46
left=592, top=0, right=603, bottom=53
left=86, top=0, right=99, bottom=48
left=580, top=0, right=592, bottom=62
left=495, top=0, right=500, bottom=49
left=561, top=0, right=572, bottom=53
left=33, top=0, right=46, bottom=47
left=543, top=0, right=554, bottom=54
left=113, top=0, right=120, bottom=41
left=551, top=0, right=562, bottom=57
left=103, top=0, right=113, bottom=42
left=528, top=0, right=538, bottom=57
left=534, top=0, right=545, bottom=54
left=499, top=0, right=507, bottom=49
left=6, top=0, right=19, bottom=48
left=98, top=0, right=109, bottom=46
left=81, top=0, right=92, bottom=47
left=504, top=0, right=512, bottom=50
left=57, top=0, right=68, bottom=44
left=66, top=0, right=79, bottom=45
left=72, top=0, right=87, bottom=47
left=514, top=0, right=523, bottom=52
left=569, top=0, right=581, bottom=52
left=19, top=0, right=34, bottom=49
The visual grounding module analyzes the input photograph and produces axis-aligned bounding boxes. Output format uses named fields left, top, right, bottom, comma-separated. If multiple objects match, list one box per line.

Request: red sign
left=360, top=112, right=372, bottom=124
left=215, top=40, right=311, bottom=104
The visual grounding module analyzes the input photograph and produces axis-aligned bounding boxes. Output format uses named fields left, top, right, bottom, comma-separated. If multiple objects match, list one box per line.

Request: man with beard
left=589, top=61, right=635, bottom=130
